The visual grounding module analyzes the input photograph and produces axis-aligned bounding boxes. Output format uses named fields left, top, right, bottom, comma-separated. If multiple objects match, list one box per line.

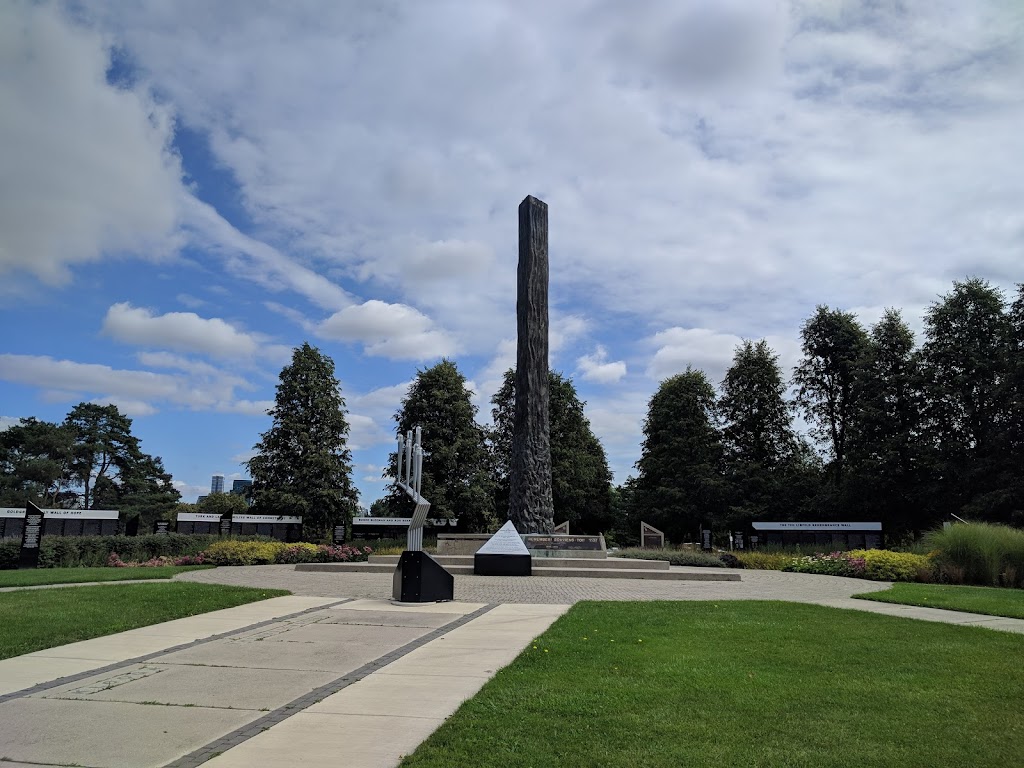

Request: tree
left=793, top=306, right=869, bottom=486
left=490, top=370, right=614, bottom=534
left=633, top=368, right=725, bottom=543
left=384, top=360, right=495, bottom=532
left=846, top=309, right=923, bottom=532
left=61, top=403, right=179, bottom=525
left=195, top=491, right=249, bottom=518
left=918, top=279, right=1013, bottom=521
left=718, top=340, right=800, bottom=526
left=0, top=418, right=73, bottom=507
left=247, top=343, right=359, bottom=541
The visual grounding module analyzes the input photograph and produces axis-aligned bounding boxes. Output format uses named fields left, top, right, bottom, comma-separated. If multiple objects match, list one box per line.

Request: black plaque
left=333, top=524, right=347, bottom=545
left=734, top=531, right=744, bottom=550
left=701, top=529, right=712, bottom=551
left=19, top=503, right=43, bottom=569
left=219, top=516, right=232, bottom=536
left=522, top=534, right=602, bottom=551
left=153, top=520, right=170, bottom=535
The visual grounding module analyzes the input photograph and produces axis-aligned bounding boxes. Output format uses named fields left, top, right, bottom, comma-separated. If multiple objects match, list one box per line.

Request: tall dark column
left=509, top=195, right=555, bottom=534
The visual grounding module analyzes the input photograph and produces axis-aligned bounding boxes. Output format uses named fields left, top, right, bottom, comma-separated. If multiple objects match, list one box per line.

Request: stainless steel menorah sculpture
left=395, top=426, right=431, bottom=552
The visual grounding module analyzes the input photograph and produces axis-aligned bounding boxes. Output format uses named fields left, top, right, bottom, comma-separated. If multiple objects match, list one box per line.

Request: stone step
left=367, top=554, right=669, bottom=571
left=294, top=562, right=740, bottom=581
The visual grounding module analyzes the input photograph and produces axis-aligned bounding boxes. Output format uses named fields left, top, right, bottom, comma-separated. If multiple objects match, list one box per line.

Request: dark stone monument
left=701, top=528, right=712, bottom=551
left=474, top=520, right=532, bottom=576
left=641, top=521, right=665, bottom=549
left=333, top=522, right=347, bottom=545
left=509, top=195, right=555, bottom=535
left=19, top=502, right=44, bottom=569
left=153, top=520, right=170, bottom=535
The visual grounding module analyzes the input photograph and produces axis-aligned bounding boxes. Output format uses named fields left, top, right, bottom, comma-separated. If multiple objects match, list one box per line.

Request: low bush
left=36, top=534, right=221, bottom=568
left=0, top=540, right=19, bottom=569
left=735, top=552, right=797, bottom=571
left=316, top=544, right=372, bottom=563
left=276, top=543, right=322, bottom=564
left=107, top=552, right=209, bottom=568
left=717, top=553, right=744, bottom=569
left=783, top=552, right=866, bottom=578
left=923, top=523, right=1024, bottom=588
left=203, top=540, right=285, bottom=566
left=847, top=549, right=934, bottom=582
left=611, top=548, right=726, bottom=567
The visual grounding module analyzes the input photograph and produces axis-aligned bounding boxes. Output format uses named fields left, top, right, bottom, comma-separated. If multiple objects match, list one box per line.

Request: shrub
left=107, top=552, right=208, bottom=567
left=610, top=548, right=725, bottom=567
left=923, top=523, right=1024, bottom=588
left=35, top=534, right=222, bottom=568
left=317, top=544, right=372, bottom=563
left=735, top=552, right=798, bottom=571
left=717, top=553, right=744, bottom=569
left=847, top=549, right=934, bottom=582
left=276, top=543, right=321, bottom=564
left=783, top=552, right=865, bottom=578
left=203, top=540, right=286, bottom=566
left=1, top=539, right=21, bottom=569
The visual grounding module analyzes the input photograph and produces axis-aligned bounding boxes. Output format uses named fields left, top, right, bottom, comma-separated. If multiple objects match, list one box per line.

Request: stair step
left=367, top=555, right=670, bottom=571
left=294, top=562, right=739, bottom=582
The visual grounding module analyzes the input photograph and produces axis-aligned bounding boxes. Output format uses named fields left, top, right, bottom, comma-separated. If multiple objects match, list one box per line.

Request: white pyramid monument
left=474, top=520, right=532, bottom=575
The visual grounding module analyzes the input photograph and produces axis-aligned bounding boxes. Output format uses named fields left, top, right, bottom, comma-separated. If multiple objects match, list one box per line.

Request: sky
left=1, top=0, right=1022, bottom=505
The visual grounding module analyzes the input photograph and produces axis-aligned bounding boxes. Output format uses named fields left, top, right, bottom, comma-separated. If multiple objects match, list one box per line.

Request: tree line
left=626, top=278, right=1024, bottom=544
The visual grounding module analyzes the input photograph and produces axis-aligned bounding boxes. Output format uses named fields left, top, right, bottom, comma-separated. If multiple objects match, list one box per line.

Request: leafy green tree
left=793, top=306, right=869, bottom=486
left=633, top=368, right=725, bottom=543
left=61, top=403, right=179, bottom=526
left=718, top=340, right=800, bottom=526
left=384, top=360, right=496, bottom=532
left=1007, top=284, right=1024, bottom=525
left=0, top=418, right=73, bottom=506
left=846, top=309, right=923, bottom=532
left=247, top=343, right=359, bottom=541
left=490, top=370, right=614, bottom=534
left=918, top=279, right=1013, bottom=521
left=196, top=491, right=249, bottom=517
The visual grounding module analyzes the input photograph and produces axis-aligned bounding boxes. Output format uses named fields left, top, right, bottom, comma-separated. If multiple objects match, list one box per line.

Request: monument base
left=474, top=553, right=532, bottom=576
left=392, top=550, right=454, bottom=603
left=522, top=533, right=607, bottom=559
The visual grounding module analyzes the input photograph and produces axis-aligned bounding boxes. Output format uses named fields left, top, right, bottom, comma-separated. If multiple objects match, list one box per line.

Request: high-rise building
left=231, top=479, right=252, bottom=495
left=211, top=475, right=225, bottom=494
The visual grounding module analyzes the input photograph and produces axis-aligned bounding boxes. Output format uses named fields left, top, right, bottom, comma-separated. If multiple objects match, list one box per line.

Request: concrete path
left=0, top=594, right=569, bottom=768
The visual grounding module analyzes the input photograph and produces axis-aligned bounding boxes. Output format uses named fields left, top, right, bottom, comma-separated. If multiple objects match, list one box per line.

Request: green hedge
left=0, top=534, right=277, bottom=570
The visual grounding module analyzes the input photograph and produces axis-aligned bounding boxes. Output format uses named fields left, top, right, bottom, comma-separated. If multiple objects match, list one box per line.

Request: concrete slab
left=155, top=624, right=430, bottom=673
left=0, top=697, right=256, bottom=768
left=963, top=617, right=1024, bottom=634
left=316, top=608, right=459, bottom=628
left=22, top=634, right=182, bottom=663
left=429, top=627, right=549, bottom=650
left=305, top=672, right=489, bottom=717
left=36, top=663, right=337, bottom=710
left=205, top=711, right=445, bottom=768
left=0, top=656, right=112, bottom=697
left=376, top=642, right=523, bottom=679
left=338, top=597, right=486, bottom=615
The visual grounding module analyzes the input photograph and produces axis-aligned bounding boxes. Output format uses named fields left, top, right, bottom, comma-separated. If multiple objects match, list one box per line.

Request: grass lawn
left=403, top=601, right=1024, bottom=768
left=854, top=582, right=1024, bottom=620
left=0, top=565, right=212, bottom=589
left=0, top=582, right=289, bottom=660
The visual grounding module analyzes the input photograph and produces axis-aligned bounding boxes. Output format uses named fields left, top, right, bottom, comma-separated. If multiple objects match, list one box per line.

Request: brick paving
left=177, top=563, right=892, bottom=604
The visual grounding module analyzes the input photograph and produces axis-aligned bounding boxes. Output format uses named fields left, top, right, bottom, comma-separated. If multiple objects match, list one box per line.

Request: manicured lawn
left=0, top=565, right=212, bottom=589
left=854, top=582, right=1024, bottom=620
left=403, top=601, right=1024, bottom=768
left=0, top=582, right=289, bottom=660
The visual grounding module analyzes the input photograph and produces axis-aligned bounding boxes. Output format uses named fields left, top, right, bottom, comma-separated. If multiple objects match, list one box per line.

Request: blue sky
left=2, top=0, right=1022, bottom=504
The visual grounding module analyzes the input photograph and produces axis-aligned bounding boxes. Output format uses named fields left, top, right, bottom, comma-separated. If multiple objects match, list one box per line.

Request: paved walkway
left=2, top=567, right=1022, bottom=768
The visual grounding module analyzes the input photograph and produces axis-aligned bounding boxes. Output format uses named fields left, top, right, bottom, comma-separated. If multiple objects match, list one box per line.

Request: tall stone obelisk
left=509, top=195, right=555, bottom=534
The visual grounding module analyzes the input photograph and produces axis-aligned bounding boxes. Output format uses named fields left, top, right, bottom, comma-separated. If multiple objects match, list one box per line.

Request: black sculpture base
left=474, top=553, right=532, bottom=576
left=393, top=550, right=454, bottom=603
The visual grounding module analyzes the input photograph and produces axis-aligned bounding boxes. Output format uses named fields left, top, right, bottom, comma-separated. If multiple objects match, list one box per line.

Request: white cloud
left=0, top=416, right=21, bottom=431
left=576, top=345, right=627, bottom=384
left=103, top=302, right=260, bottom=358
left=646, top=327, right=743, bottom=383
left=317, top=300, right=458, bottom=360
left=0, top=2, right=182, bottom=288
left=88, top=397, right=158, bottom=417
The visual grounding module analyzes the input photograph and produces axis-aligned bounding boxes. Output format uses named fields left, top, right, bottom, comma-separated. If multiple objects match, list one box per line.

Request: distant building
left=231, top=479, right=252, bottom=495
left=197, top=495, right=208, bottom=504
left=211, top=475, right=225, bottom=494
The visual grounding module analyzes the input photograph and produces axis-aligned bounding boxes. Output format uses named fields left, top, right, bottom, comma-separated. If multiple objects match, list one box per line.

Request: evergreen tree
left=490, top=370, right=614, bottom=534
left=0, top=418, right=73, bottom=507
left=793, top=306, right=869, bottom=487
left=247, top=343, right=358, bottom=541
left=918, top=279, right=1013, bottom=521
left=384, top=360, right=495, bottom=531
left=633, top=368, right=725, bottom=543
left=846, top=309, right=923, bottom=532
left=719, top=340, right=800, bottom=526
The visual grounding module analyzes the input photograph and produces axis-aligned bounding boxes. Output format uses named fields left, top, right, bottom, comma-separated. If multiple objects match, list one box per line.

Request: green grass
left=854, top=582, right=1024, bottom=620
left=0, top=582, right=289, bottom=660
left=403, top=601, right=1024, bottom=768
left=0, top=565, right=212, bottom=588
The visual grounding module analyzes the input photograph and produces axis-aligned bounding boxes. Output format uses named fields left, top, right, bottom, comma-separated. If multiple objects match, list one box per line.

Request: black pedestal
left=474, top=553, right=532, bottom=576
left=392, top=551, right=454, bottom=603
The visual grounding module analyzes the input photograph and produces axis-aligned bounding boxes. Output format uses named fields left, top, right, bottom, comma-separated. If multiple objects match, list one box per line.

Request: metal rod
left=396, top=434, right=405, bottom=487
left=404, top=430, right=413, bottom=485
